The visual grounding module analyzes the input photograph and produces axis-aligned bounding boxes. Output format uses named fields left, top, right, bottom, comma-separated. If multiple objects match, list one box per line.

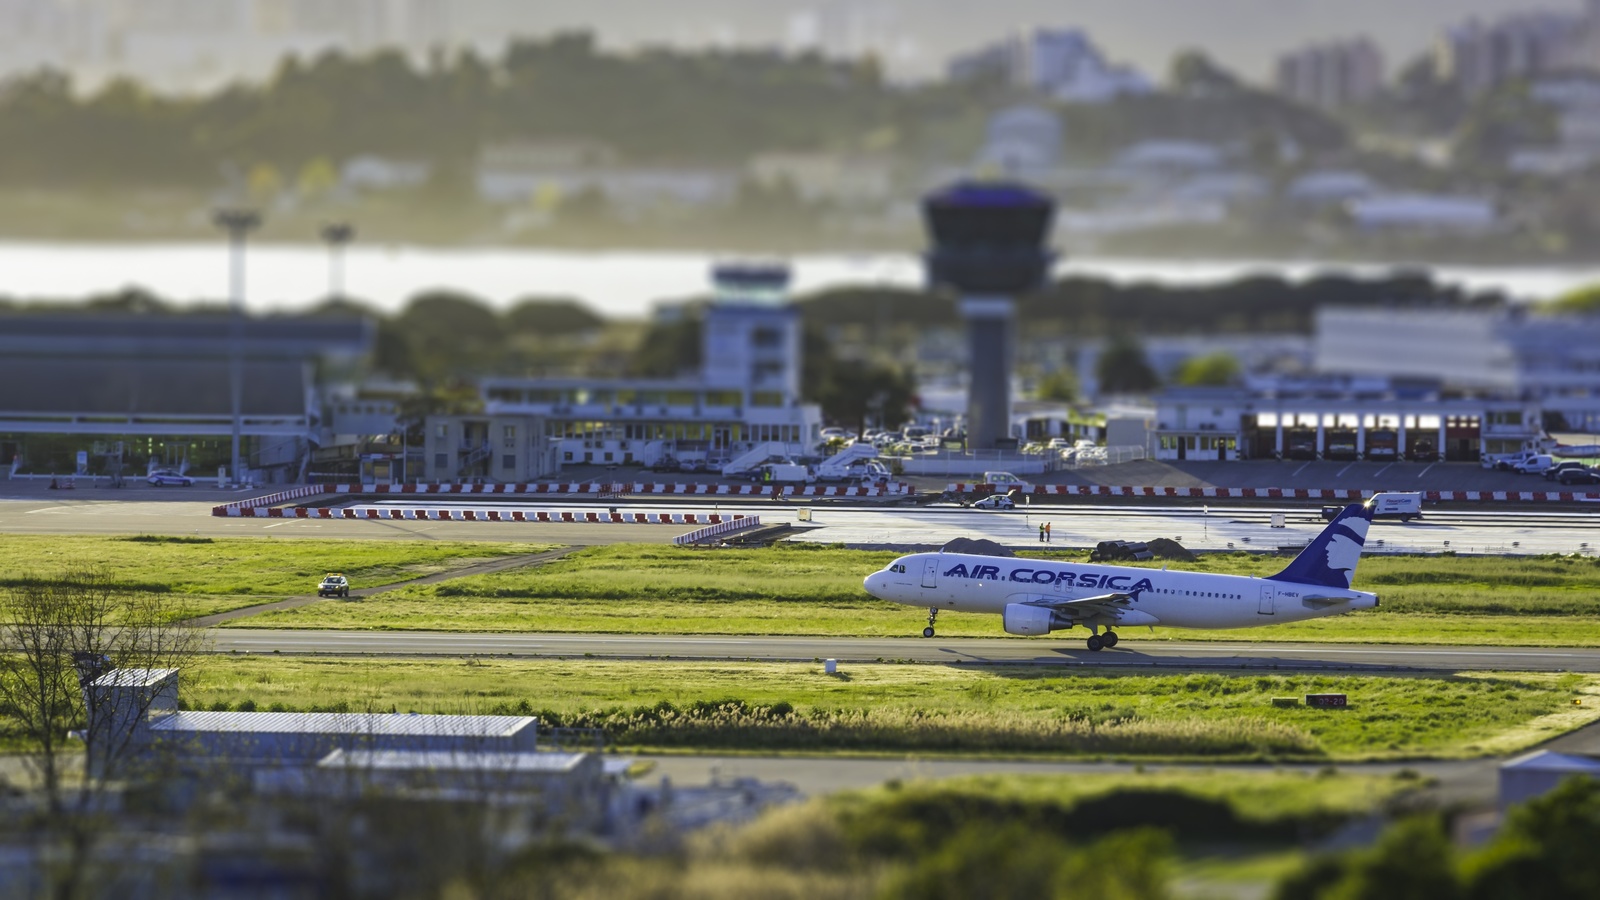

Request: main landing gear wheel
left=923, top=627, right=935, bottom=638
left=923, top=608, right=938, bottom=638
left=1103, top=631, right=1119, bottom=648
left=1086, top=635, right=1104, bottom=652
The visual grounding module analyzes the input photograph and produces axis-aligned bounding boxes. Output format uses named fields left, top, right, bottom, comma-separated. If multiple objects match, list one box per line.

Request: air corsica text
left=941, top=563, right=1154, bottom=595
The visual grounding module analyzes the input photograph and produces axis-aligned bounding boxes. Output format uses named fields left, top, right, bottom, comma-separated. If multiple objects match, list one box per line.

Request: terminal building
left=0, top=312, right=372, bottom=482
left=1149, top=305, right=1600, bottom=463
left=1152, top=383, right=1540, bottom=462
left=438, top=263, right=822, bottom=475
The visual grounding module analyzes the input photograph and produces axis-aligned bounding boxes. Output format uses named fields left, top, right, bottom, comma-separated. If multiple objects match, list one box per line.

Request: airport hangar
left=0, top=312, right=373, bottom=483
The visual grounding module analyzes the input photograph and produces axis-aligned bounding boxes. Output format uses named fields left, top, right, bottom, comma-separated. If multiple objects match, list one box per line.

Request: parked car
left=317, top=574, right=349, bottom=598
left=971, top=493, right=1015, bottom=510
left=1544, top=461, right=1591, bottom=481
left=1558, top=467, right=1600, bottom=485
left=649, top=456, right=681, bottom=473
left=147, top=469, right=193, bottom=486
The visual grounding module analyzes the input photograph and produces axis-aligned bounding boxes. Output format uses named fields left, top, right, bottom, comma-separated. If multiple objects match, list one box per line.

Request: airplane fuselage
left=863, top=552, right=1378, bottom=630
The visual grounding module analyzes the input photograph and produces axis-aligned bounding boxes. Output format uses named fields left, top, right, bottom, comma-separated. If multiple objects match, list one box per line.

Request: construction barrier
left=672, top=516, right=764, bottom=546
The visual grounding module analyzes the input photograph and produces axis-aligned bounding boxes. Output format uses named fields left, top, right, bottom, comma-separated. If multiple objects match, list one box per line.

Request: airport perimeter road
left=205, top=630, right=1600, bottom=673
left=0, top=499, right=689, bottom=544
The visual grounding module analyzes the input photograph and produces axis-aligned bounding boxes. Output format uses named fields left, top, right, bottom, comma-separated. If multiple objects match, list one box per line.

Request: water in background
left=0, top=240, right=1593, bottom=318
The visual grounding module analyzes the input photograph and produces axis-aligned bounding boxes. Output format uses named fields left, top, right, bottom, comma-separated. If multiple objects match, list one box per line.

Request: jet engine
left=1003, top=603, right=1069, bottom=636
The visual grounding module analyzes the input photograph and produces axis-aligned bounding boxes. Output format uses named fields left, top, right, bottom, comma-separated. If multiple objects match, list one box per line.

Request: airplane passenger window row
left=1154, top=589, right=1240, bottom=599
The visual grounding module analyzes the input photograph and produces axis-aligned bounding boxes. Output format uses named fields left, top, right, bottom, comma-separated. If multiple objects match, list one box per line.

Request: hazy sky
left=458, top=0, right=1574, bottom=81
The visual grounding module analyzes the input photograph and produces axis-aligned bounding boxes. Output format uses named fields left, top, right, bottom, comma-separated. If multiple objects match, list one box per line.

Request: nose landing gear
left=923, top=608, right=938, bottom=638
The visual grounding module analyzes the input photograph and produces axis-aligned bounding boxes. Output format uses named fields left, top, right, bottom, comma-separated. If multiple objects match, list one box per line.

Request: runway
left=206, top=630, right=1600, bottom=673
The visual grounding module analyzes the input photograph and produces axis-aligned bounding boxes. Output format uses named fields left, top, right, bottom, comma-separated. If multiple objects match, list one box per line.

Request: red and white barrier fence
left=220, top=504, right=758, bottom=524
left=213, top=481, right=909, bottom=517
left=329, top=482, right=911, bottom=497
left=948, top=484, right=1600, bottom=502
left=673, top=516, right=764, bottom=546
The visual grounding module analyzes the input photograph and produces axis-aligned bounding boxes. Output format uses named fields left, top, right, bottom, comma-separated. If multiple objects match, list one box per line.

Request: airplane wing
left=1025, top=592, right=1139, bottom=622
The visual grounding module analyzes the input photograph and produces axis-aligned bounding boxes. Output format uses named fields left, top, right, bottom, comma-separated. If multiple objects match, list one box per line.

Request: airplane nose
left=863, top=572, right=885, bottom=597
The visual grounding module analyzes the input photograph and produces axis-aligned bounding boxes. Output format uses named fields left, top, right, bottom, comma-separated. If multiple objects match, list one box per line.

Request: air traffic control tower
left=923, top=181, right=1056, bottom=450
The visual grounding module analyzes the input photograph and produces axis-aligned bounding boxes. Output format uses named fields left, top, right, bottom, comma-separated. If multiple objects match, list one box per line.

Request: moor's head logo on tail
left=1269, top=503, right=1374, bottom=590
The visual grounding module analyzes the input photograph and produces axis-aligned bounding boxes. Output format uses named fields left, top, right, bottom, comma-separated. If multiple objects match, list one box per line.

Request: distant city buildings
left=1274, top=38, right=1384, bottom=110
left=947, top=27, right=1153, bottom=104
left=0, top=0, right=451, bottom=90
left=1436, top=2, right=1600, bottom=96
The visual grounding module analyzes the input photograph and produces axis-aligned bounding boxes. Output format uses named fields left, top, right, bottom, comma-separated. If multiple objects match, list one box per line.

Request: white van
left=1322, top=492, right=1423, bottom=522
left=983, top=472, right=1034, bottom=491
left=1514, top=454, right=1555, bottom=475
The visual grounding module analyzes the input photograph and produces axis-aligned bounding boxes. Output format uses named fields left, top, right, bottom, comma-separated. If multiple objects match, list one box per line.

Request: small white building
left=1287, top=170, right=1380, bottom=206
left=1345, top=193, right=1498, bottom=233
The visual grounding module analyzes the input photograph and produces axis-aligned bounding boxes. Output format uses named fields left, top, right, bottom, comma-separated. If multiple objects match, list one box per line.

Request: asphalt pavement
left=204, top=630, right=1600, bottom=674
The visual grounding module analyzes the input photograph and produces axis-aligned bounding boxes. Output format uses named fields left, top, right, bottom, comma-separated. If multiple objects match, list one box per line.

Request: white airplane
left=862, top=501, right=1379, bottom=651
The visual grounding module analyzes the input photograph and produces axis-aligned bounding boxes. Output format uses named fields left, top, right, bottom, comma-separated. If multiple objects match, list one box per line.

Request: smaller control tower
left=923, top=182, right=1056, bottom=450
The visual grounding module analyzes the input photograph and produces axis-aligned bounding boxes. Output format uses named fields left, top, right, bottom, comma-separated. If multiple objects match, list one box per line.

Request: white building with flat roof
left=1314, top=306, right=1600, bottom=431
left=1152, top=383, right=1542, bottom=463
left=478, top=264, right=822, bottom=469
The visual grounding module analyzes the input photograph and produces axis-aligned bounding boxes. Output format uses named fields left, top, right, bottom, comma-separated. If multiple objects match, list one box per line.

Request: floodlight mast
left=321, top=222, right=355, bottom=301
left=214, top=209, right=261, bottom=487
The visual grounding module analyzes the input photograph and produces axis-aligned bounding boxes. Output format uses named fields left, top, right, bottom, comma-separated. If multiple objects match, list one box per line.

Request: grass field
left=233, top=544, right=1600, bottom=645
left=179, top=656, right=1600, bottom=760
left=0, top=535, right=553, bottom=617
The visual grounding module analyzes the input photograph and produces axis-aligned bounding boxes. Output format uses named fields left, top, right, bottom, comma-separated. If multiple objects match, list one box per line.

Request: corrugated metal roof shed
left=93, top=668, right=179, bottom=688
left=320, top=750, right=588, bottom=773
left=151, top=711, right=534, bottom=738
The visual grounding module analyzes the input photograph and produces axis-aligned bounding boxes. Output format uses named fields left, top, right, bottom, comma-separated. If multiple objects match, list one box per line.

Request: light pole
left=320, top=222, right=354, bottom=301
left=215, top=209, right=261, bottom=486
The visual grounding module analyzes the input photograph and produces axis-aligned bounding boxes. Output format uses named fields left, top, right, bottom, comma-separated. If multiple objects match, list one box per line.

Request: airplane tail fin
left=1267, top=501, right=1375, bottom=590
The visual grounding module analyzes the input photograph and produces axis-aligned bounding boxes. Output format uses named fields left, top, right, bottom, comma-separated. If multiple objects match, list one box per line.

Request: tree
left=0, top=564, right=200, bottom=899
left=1096, top=334, right=1160, bottom=395
left=1272, top=816, right=1462, bottom=900
left=1169, top=50, right=1244, bottom=95
left=1035, top=368, right=1079, bottom=402
left=1174, top=352, right=1242, bottom=387
left=247, top=161, right=284, bottom=204
left=296, top=156, right=339, bottom=200
left=813, top=358, right=917, bottom=436
left=1464, top=776, right=1600, bottom=900
left=1548, top=282, right=1600, bottom=314
left=505, top=297, right=606, bottom=335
